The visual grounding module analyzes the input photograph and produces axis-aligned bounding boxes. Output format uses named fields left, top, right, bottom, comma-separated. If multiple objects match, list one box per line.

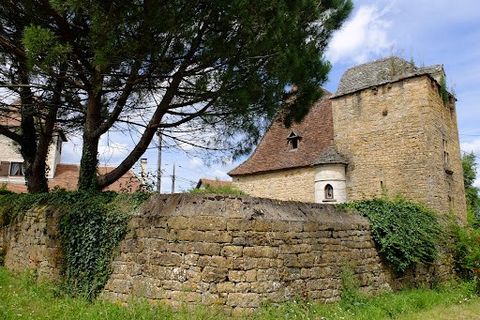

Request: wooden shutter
left=0, top=161, right=10, bottom=177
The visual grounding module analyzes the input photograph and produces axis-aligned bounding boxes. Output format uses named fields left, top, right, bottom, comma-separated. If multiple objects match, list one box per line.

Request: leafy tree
left=3, top=0, right=352, bottom=192
left=0, top=1, right=74, bottom=193
left=462, top=152, right=480, bottom=224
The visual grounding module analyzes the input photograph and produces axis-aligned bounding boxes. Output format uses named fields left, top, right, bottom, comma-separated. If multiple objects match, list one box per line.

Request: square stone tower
left=331, top=57, right=466, bottom=220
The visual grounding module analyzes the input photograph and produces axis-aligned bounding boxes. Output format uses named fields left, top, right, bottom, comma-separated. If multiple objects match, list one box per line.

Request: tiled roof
left=313, top=146, right=348, bottom=165
left=334, top=57, right=444, bottom=97
left=196, top=178, right=232, bottom=189
left=2, top=164, right=142, bottom=193
left=229, top=94, right=336, bottom=176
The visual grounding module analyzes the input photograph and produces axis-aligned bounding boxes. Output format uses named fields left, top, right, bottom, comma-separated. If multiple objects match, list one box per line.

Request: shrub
left=451, top=223, right=480, bottom=294
left=0, top=184, right=13, bottom=195
left=340, top=266, right=365, bottom=308
left=345, top=198, right=442, bottom=274
left=189, top=185, right=245, bottom=196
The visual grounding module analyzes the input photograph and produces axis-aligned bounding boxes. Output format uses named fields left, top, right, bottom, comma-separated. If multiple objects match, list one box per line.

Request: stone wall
left=0, top=194, right=454, bottom=314
left=101, top=194, right=452, bottom=314
left=0, top=206, right=62, bottom=281
left=331, top=75, right=466, bottom=221
left=232, top=167, right=316, bottom=203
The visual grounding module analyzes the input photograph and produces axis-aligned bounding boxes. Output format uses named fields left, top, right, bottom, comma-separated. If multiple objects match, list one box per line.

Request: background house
left=0, top=111, right=141, bottom=192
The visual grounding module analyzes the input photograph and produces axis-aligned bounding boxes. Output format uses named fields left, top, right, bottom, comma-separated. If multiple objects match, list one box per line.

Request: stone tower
left=331, top=57, right=466, bottom=220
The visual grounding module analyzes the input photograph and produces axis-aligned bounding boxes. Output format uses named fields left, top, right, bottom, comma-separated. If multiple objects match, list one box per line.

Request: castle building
left=229, top=57, right=467, bottom=220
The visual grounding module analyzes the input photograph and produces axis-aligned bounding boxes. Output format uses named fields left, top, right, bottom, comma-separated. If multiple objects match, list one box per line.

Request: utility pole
left=171, top=163, right=176, bottom=193
left=156, top=129, right=162, bottom=193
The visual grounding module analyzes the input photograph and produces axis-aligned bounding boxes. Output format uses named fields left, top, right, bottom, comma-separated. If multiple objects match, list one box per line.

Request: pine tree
left=1, top=0, right=353, bottom=192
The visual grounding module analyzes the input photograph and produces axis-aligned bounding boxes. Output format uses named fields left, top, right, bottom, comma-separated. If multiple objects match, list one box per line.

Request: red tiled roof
left=229, top=95, right=335, bottom=176
left=196, top=178, right=232, bottom=189
left=2, top=164, right=142, bottom=193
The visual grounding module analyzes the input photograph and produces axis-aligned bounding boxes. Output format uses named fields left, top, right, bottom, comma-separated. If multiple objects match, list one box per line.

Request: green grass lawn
left=0, top=267, right=479, bottom=320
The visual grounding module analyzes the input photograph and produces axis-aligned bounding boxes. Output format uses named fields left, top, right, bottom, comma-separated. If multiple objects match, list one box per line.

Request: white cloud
left=98, top=141, right=129, bottom=165
left=188, top=157, right=203, bottom=169
left=461, top=139, right=480, bottom=155
left=212, top=169, right=230, bottom=180
left=326, top=5, right=393, bottom=64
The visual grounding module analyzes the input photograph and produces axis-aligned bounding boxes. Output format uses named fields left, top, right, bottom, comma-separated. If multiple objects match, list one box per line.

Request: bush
left=451, top=223, right=480, bottom=294
left=189, top=185, right=245, bottom=196
left=0, top=184, right=13, bottom=195
left=345, top=198, right=442, bottom=274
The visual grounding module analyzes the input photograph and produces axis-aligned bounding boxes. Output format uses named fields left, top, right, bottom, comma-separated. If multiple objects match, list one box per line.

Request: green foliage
left=23, top=24, right=71, bottom=70
left=0, top=192, right=49, bottom=227
left=345, top=198, right=441, bottom=274
left=340, top=267, right=365, bottom=309
left=189, top=185, right=245, bottom=196
left=2, top=266, right=479, bottom=320
left=3, top=0, right=353, bottom=191
left=451, top=224, right=480, bottom=284
left=0, top=191, right=151, bottom=300
left=462, top=152, right=480, bottom=226
left=439, top=75, right=450, bottom=104
left=0, top=184, right=13, bottom=195
left=58, top=192, right=129, bottom=300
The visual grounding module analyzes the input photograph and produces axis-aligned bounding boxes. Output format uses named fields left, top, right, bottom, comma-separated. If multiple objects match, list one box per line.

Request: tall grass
left=0, top=267, right=478, bottom=320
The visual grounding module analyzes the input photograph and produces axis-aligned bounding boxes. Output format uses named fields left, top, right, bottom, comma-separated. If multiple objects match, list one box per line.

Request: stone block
left=221, top=246, right=243, bottom=257
left=152, top=252, right=183, bottom=266
left=243, top=246, right=278, bottom=258
left=216, top=282, right=236, bottom=293
left=202, top=266, right=228, bottom=282
left=227, top=293, right=260, bottom=308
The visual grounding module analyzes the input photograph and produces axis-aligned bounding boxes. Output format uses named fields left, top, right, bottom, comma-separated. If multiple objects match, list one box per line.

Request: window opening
left=443, top=139, right=450, bottom=167
left=325, top=184, right=334, bottom=200
left=287, top=131, right=301, bottom=150
left=9, top=162, right=24, bottom=176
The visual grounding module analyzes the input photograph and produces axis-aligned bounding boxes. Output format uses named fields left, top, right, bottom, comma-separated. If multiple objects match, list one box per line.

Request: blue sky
left=62, top=0, right=480, bottom=191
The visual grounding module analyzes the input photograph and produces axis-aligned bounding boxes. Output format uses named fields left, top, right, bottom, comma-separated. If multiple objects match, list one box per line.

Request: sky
left=62, top=0, right=480, bottom=192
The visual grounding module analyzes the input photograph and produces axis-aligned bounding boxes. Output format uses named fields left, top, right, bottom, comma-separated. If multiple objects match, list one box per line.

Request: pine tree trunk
left=78, top=133, right=100, bottom=192
left=78, top=89, right=102, bottom=192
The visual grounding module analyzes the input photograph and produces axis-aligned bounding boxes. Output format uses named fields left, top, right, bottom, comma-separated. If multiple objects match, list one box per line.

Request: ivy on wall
left=58, top=192, right=128, bottom=300
left=0, top=190, right=150, bottom=299
left=345, top=198, right=442, bottom=274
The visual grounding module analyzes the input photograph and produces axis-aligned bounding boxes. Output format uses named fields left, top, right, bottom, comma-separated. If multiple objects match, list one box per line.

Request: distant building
left=195, top=178, right=232, bottom=190
left=229, top=57, right=467, bottom=220
left=0, top=110, right=142, bottom=193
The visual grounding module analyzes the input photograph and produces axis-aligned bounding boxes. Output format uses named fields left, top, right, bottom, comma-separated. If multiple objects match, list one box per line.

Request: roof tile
left=229, top=95, right=335, bottom=176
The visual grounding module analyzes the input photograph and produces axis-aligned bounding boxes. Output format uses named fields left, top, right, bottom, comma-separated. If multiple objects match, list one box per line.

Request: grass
left=1, top=267, right=479, bottom=319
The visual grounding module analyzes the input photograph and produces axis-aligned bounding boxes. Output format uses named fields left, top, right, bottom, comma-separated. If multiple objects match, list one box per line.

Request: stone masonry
left=332, top=75, right=466, bottom=218
left=101, top=194, right=453, bottom=313
left=232, top=167, right=316, bottom=203
left=0, top=206, right=62, bottom=281
left=1, top=194, right=454, bottom=314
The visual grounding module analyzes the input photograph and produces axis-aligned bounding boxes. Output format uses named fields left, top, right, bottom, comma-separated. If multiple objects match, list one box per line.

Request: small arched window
left=324, top=184, right=334, bottom=200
